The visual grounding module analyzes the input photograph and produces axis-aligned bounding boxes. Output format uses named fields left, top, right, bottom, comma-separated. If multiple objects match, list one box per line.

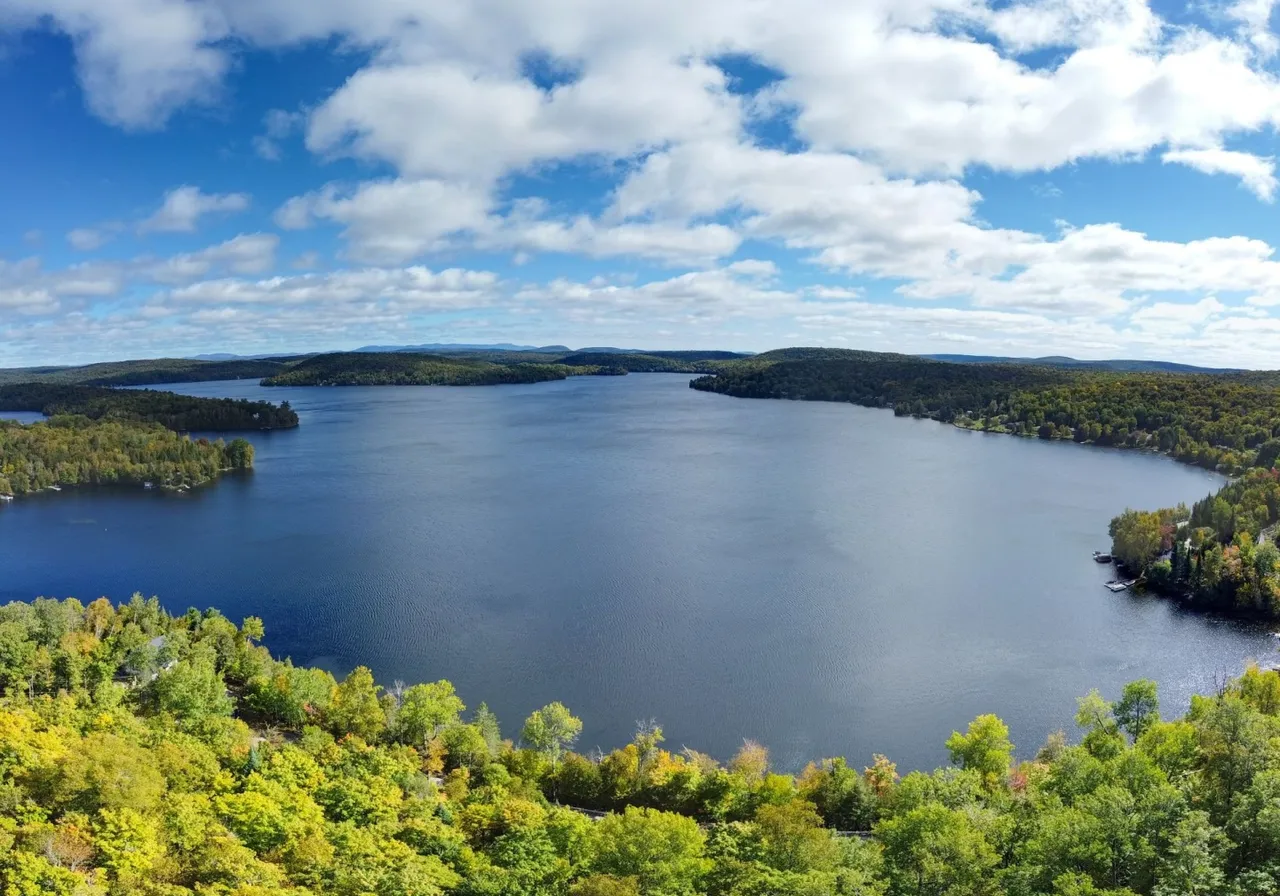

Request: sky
left=3, top=1, right=1280, bottom=366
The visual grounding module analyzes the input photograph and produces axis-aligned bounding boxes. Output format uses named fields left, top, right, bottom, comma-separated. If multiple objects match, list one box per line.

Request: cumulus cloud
left=12, top=0, right=1280, bottom=364
left=275, top=178, right=741, bottom=265
left=166, top=266, right=499, bottom=309
left=143, top=233, right=279, bottom=283
left=275, top=179, right=491, bottom=262
left=138, top=185, right=251, bottom=233
left=66, top=228, right=112, bottom=251
left=1162, top=147, right=1278, bottom=200
left=0, top=0, right=230, bottom=128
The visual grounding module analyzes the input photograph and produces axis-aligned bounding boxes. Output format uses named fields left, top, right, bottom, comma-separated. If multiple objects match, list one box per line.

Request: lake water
left=0, top=374, right=1270, bottom=771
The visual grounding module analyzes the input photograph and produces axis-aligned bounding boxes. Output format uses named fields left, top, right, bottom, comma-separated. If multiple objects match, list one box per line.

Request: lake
left=0, top=374, right=1270, bottom=771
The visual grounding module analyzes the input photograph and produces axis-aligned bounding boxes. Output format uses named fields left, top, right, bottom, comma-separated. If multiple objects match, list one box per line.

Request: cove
left=0, top=373, right=1270, bottom=771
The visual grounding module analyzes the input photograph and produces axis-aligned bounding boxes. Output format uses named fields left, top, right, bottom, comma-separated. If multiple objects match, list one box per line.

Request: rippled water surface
left=0, top=374, right=1270, bottom=770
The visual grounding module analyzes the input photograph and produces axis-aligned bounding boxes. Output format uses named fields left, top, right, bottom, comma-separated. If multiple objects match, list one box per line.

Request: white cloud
left=1162, top=147, right=1278, bottom=200
left=984, top=0, right=1161, bottom=53
left=0, top=0, right=230, bottom=128
left=1228, top=0, right=1280, bottom=56
left=276, top=178, right=741, bottom=265
left=253, top=107, right=305, bottom=160
left=138, top=185, right=251, bottom=233
left=14, top=0, right=1280, bottom=364
left=516, top=267, right=802, bottom=325
left=306, top=55, right=741, bottom=184
left=479, top=211, right=741, bottom=266
left=167, top=266, right=499, bottom=309
left=275, top=178, right=490, bottom=262
left=144, top=233, right=279, bottom=283
left=1127, top=296, right=1227, bottom=335
left=67, top=227, right=112, bottom=251
left=0, top=287, right=58, bottom=315
left=0, top=235, right=279, bottom=314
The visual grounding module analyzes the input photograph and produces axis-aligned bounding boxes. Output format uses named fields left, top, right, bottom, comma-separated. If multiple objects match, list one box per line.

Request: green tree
left=393, top=680, right=465, bottom=746
left=754, top=800, right=841, bottom=873
left=1076, top=690, right=1124, bottom=758
left=226, top=438, right=255, bottom=468
left=474, top=701, right=503, bottom=754
left=147, top=649, right=233, bottom=722
left=590, top=807, right=709, bottom=896
left=1114, top=680, right=1159, bottom=741
left=571, top=875, right=642, bottom=896
left=877, top=802, right=1000, bottom=896
left=1153, top=811, right=1228, bottom=896
left=327, top=666, right=388, bottom=741
left=1109, top=510, right=1164, bottom=572
left=945, top=714, right=1013, bottom=786
left=522, top=702, right=583, bottom=764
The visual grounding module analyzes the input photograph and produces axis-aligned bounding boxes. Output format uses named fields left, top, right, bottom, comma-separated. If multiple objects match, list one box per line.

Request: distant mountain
left=573, top=346, right=649, bottom=354
left=352, top=343, right=571, bottom=353
left=922, top=354, right=1241, bottom=374
left=190, top=352, right=307, bottom=361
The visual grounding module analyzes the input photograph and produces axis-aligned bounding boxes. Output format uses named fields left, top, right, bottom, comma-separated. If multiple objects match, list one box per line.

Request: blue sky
left=3, top=0, right=1280, bottom=366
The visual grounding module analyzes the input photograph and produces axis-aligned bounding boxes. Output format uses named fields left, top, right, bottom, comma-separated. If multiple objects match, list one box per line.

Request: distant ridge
left=922, top=353, right=1241, bottom=374
left=353, top=342, right=572, bottom=353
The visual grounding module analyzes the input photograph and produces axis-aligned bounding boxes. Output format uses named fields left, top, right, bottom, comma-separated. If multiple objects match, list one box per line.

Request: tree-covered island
left=3, top=594, right=1280, bottom=896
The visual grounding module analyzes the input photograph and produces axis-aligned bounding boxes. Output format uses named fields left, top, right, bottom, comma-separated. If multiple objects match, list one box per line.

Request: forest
left=258, top=349, right=754, bottom=386
left=259, top=353, right=605, bottom=387
left=0, top=417, right=254, bottom=496
left=1107, top=468, right=1280, bottom=617
left=556, top=353, right=736, bottom=374
left=0, top=358, right=291, bottom=388
left=3, top=595, right=1280, bottom=895
left=0, top=384, right=299, bottom=432
left=691, top=350, right=1280, bottom=474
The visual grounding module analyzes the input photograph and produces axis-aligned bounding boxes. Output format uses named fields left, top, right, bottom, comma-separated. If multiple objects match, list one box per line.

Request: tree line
left=691, top=350, right=1280, bottom=475
left=3, top=595, right=1280, bottom=895
left=259, top=353, right=599, bottom=387
left=0, top=358, right=290, bottom=388
left=0, top=417, right=254, bottom=496
left=0, top=384, right=298, bottom=432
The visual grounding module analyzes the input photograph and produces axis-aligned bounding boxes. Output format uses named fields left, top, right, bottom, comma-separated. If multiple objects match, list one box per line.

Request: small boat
left=1105, top=580, right=1137, bottom=593
left=48, top=485, right=61, bottom=492
left=143, top=482, right=154, bottom=490
left=0, top=494, right=12, bottom=502
left=1092, top=551, right=1113, bottom=563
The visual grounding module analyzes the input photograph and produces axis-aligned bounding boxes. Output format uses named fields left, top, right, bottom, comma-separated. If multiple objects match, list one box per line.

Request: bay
left=0, top=374, right=1270, bottom=771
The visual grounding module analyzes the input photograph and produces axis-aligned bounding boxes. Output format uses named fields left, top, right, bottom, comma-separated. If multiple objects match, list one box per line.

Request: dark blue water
left=0, top=375, right=1269, bottom=770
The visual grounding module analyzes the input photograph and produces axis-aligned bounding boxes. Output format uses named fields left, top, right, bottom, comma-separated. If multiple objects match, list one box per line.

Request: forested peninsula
left=0, top=358, right=291, bottom=388
left=690, top=349, right=1280, bottom=474
left=0, top=386, right=290, bottom=497
left=0, top=418, right=254, bottom=497
left=258, top=349, right=748, bottom=386
left=5, top=594, right=1280, bottom=896
left=0, top=384, right=299, bottom=432
left=260, top=352, right=592, bottom=386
